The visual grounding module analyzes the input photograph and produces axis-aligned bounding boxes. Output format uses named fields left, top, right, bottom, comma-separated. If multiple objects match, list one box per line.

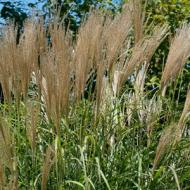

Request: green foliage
left=147, top=0, right=190, bottom=30
left=43, top=0, right=120, bottom=32
left=1, top=95, right=190, bottom=189
left=144, top=0, right=190, bottom=99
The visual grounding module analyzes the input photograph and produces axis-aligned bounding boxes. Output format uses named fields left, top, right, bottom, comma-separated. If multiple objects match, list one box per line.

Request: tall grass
left=0, top=1, right=190, bottom=189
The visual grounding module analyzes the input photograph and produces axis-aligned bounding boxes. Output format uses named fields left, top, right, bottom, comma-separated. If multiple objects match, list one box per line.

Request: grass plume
left=161, top=25, right=190, bottom=95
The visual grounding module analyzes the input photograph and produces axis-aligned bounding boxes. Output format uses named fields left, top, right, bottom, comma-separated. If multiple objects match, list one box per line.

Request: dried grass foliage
left=132, top=0, right=144, bottom=44
left=153, top=123, right=177, bottom=170
left=26, top=101, right=40, bottom=152
left=74, top=12, right=105, bottom=101
left=0, top=117, right=14, bottom=172
left=41, top=145, right=55, bottom=190
left=0, top=116, right=18, bottom=189
left=153, top=88, right=190, bottom=170
left=118, top=24, right=169, bottom=91
left=161, top=25, right=190, bottom=94
left=0, top=2, right=170, bottom=113
left=0, top=21, right=38, bottom=104
left=177, top=88, right=190, bottom=138
left=104, top=4, right=133, bottom=73
left=0, top=3, right=135, bottom=116
left=41, top=22, right=73, bottom=133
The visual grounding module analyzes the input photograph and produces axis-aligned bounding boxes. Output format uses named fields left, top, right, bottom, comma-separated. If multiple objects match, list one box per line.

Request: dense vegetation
left=0, top=0, right=190, bottom=189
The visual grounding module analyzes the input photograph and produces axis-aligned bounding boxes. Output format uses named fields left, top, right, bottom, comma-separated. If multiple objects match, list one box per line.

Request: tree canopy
left=0, top=0, right=121, bottom=31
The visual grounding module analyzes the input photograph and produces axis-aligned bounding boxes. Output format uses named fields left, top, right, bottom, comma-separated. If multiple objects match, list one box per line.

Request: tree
left=43, top=0, right=121, bottom=32
left=0, top=1, right=27, bottom=26
left=0, top=0, right=121, bottom=32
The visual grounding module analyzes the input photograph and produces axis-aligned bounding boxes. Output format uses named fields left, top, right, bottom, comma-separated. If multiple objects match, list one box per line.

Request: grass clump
left=0, top=1, right=190, bottom=189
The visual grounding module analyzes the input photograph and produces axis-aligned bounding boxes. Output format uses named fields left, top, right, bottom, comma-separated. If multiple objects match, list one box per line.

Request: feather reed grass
left=132, top=0, right=144, bottom=44
left=176, top=87, right=190, bottom=140
left=0, top=1, right=189, bottom=189
left=41, top=21, right=73, bottom=134
left=0, top=20, right=38, bottom=106
left=118, top=24, right=169, bottom=92
left=0, top=25, right=17, bottom=103
left=74, top=12, right=104, bottom=101
left=161, top=25, right=190, bottom=96
left=0, top=116, right=17, bottom=189
left=26, top=100, right=40, bottom=153
left=153, top=88, right=190, bottom=170
left=41, top=145, right=55, bottom=190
